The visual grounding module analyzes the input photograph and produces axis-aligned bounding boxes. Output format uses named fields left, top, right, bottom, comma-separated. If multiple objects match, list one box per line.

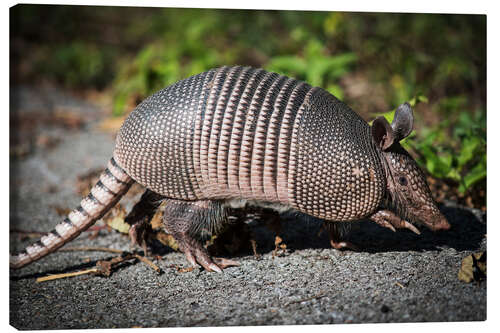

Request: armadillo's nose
left=431, top=215, right=451, bottom=231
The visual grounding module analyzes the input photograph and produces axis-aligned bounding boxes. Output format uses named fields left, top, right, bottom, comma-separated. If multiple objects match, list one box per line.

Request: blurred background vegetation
left=10, top=5, right=486, bottom=210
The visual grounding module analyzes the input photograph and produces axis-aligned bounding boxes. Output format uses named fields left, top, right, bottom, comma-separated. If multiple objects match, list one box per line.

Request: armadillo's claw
left=402, top=221, right=421, bottom=235
left=370, top=210, right=420, bottom=235
left=330, top=240, right=360, bottom=251
left=208, top=263, right=223, bottom=273
left=175, top=233, right=238, bottom=273
left=183, top=249, right=200, bottom=268
left=213, top=257, right=241, bottom=269
left=373, top=219, right=397, bottom=233
left=192, top=247, right=223, bottom=273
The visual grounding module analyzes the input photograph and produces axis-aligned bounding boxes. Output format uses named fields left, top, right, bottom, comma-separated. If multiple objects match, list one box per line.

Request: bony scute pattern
left=115, top=66, right=311, bottom=205
left=115, top=66, right=384, bottom=222
left=116, top=69, right=216, bottom=200
left=290, top=90, right=385, bottom=220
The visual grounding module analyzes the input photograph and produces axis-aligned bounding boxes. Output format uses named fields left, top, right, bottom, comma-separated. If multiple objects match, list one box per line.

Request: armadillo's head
left=371, top=103, right=450, bottom=232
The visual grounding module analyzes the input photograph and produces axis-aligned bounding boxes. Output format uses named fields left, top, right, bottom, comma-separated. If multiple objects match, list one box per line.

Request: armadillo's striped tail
left=10, top=156, right=134, bottom=269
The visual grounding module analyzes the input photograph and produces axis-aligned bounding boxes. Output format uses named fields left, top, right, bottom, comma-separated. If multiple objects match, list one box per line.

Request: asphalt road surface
left=9, top=86, right=486, bottom=329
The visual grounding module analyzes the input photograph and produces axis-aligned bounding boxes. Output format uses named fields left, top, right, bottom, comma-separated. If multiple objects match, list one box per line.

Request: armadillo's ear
left=391, top=102, right=414, bottom=142
left=372, top=116, right=395, bottom=151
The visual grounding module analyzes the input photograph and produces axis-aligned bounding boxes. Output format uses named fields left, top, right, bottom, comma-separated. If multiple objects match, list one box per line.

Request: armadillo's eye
left=398, top=176, right=408, bottom=186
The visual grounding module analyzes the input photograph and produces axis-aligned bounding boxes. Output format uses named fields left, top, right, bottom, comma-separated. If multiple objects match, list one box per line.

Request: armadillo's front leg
left=162, top=199, right=240, bottom=272
left=370, top=210, right=421, bottom=235
left=125, top=189, right=165, bottom=254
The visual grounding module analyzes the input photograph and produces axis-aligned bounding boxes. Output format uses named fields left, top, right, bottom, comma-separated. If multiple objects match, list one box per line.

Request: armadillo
left=10, top=66, right=450, bottom=272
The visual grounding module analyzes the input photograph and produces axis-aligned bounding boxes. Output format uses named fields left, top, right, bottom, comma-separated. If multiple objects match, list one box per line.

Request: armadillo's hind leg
left=323, top=222, right=359, bottom=251
left=162, top=199, right=240, bottom=272
left=125, top=189, right=165, bottom=255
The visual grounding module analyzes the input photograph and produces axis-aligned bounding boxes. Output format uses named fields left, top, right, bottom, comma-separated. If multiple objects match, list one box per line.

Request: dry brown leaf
left=107, top=215, right=130, bottom=234
left=275, top=236, right=283, bottom=247
left=155, top=232, right=179, bottom=251
left=150, top=202, right=166, bottom=229
left=272, top=235, right=287, bottom=258
left=458, top=251, right=486, bottom=283
left=96, top=259, right=116, bottom=277
left=176, top=266, right=195, bottom=273
left=105, top=205, right=129, bottom=234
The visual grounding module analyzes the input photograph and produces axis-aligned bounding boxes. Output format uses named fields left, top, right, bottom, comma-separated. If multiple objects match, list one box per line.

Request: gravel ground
left=9, top=86, right=486, bottom=329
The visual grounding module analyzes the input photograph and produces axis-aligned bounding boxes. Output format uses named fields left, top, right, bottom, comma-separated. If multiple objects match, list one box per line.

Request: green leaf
left=304, top=39, right=324, bottom=59
left=432, top=152, right=453, bottom=177
left=446, top=168, right=461, bottom=181
left=266, top=56, right=307, bottom=77
left=459, top=156, right=486, bottom=193
left=456, top=137, right=480, bottom=169
left=112, top=93, right=127, bottom=116
left=408, top=94, right=428, bottom=107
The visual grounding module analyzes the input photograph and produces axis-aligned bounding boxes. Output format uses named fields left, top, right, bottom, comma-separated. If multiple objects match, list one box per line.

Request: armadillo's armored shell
left=114, top=66, right=386, bottom=221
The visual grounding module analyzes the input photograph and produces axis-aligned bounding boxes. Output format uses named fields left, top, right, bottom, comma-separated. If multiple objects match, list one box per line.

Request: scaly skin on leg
left=125, top=189, right=165, bottom=254
left=370, top=209, right=421, bottom=235
left=174, top=233, right=240, bottom=272
left=162, top=199, right=240, bottom=272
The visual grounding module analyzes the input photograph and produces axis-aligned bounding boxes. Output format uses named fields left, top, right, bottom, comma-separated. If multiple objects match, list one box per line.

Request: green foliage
left=109, top=10, right=359, bottom=114
left=38, top=41, right=114, bottom=89
left=409, top=106, right=486, bottom=194
left=12, top=7, right=485, bottom=114
left=266, top=39, right=357, bottom=100
left=334, top=13, right=485, bottom=108
left=111, top=40, right=222, bottom=115
left=111, top=9, right=237, bottom=114
left=376, top=94, right=485, bottom=195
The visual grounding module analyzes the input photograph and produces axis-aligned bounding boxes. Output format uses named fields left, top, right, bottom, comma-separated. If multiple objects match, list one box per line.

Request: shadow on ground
left=249, top=204, right=485, bottom=255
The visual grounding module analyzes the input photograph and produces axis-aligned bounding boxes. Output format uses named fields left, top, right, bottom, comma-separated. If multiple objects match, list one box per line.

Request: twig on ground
left=133, top=253, right=161, bottom=273
left=36, top=269, right=100, bottom=283
left=35, top=247, right=162, bottom=282
left=395, top=282, right=406, bottom=289
left=59, top=246, right=124, bottom=254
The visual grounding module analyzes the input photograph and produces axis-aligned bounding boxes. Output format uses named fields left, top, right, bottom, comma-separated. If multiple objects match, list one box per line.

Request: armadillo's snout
left=415, top=203, right=451, bottom=232
left=427, top=214, right=451, bottom=231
